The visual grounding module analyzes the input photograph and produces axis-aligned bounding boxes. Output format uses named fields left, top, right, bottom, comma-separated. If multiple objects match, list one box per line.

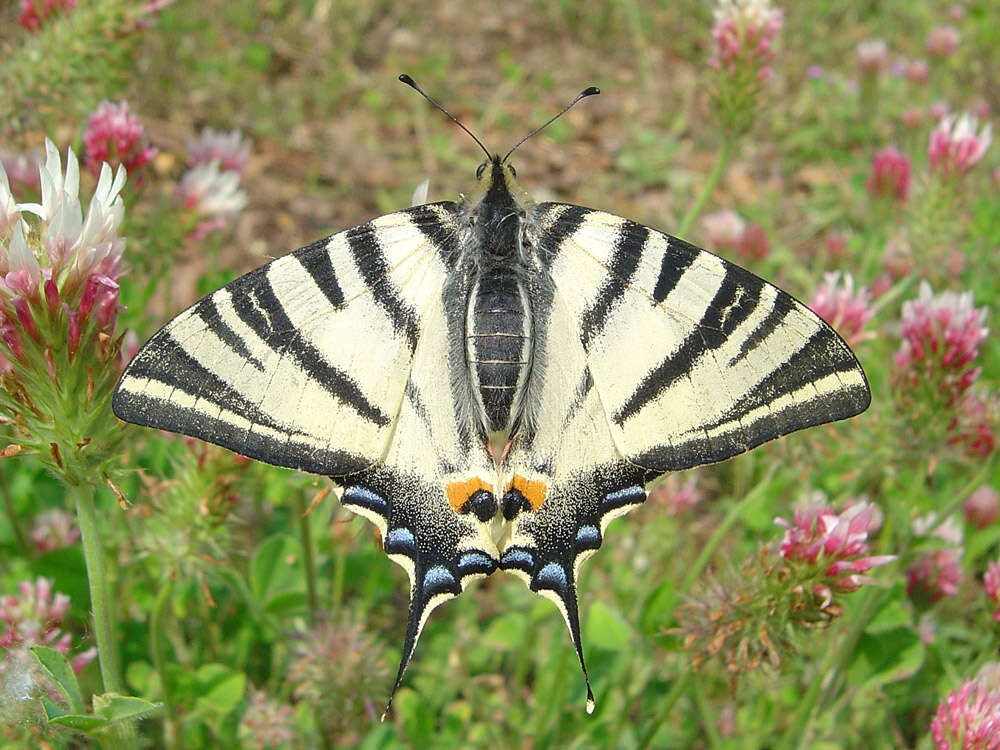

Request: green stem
left=637, top=671, right=692, bottom=750
left=693, top=671, right=722, bottom=748
left=677, top=138, right=734, bottom=239
left=640, top=470, right=775, bottom=748
left=72, top=483, right=137, bottom=750
left=294, top=492, right=320, bottom=625
left=779, top=587, right=885, bottom=750
left=0, top=465, right=31, bottom=559
left=72, top=483, right=122, bottom=693
left=681, top=468, right=774, bottom=594
left=151, top=574, right=178, bottom=749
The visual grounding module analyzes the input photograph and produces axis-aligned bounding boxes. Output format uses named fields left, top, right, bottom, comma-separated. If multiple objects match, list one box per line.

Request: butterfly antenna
left=502, top=86, right=600, bottom=164
left=399, top=73, right=492, bottom=161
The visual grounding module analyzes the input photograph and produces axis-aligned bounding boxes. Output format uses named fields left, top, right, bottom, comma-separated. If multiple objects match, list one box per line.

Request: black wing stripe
left=534, top=204, right=591, bottom=265
left=122, top=335, right=287, bottom=435
left=193, top=296, right=266, bottom=372
left=651, top=237, right=700, bottom=303
left=346, top=223, right=420, bottom=352
left=407, top=204, right=462, bottom=265
left=293, top=238, right=345, bottom=308
left=230, top=272, right=391, bottom=428
left=613, top=269, right=765, bottom=424
left=712, top=328, right=867, bottom=428
left=729, top=291, right=795, bottom=366
left=578, top=220, right=648, bottom=349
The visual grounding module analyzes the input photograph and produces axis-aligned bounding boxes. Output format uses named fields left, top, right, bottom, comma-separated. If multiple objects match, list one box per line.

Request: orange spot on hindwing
left=445, top=478, right=493, bottom=513
left=510, top=475, right=547, bottom=511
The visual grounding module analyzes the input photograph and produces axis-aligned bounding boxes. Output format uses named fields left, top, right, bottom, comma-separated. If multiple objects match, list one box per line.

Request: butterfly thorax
left=465, top=158, right=534, bottom=456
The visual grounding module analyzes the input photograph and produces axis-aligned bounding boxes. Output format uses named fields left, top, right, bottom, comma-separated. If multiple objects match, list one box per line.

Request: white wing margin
left=113, top=203, right=464, bottom=475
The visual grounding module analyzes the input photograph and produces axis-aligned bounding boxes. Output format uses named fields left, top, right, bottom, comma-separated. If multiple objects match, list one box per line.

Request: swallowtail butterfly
left=112, top=77, right=870, bottom=715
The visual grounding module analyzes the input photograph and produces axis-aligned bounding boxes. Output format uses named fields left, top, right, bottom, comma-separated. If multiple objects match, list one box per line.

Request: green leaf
left=847, top=626, right=924, bottom=690
left=864, top=585, right=911, bottom=633
left=46, top=713, right=109, bottom=732
left=395, top=688, right=434, bottom=747
left=94, top=695, right=163, bottom=724
left=250, top=534, right=304, bottom=610
left=190, top=664, right=246, bottom=722
left=585, top=600, right=632, bottom=651
left=31, top=646, right=84, bottom=714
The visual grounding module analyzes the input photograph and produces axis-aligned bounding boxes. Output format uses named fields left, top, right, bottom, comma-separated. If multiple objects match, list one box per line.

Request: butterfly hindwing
left=528, top=203, right=871, bottom=471
left=500, top=285, right=650, bottom=711
left=113, top=203, right=464, bottom=475
left=338, top=275, right=498, bottom=711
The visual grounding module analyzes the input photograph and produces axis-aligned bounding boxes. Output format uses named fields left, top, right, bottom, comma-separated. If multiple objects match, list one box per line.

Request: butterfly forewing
left=528, top=203, right=870, bottom=472
left=113, top=203, right=464, bottom=475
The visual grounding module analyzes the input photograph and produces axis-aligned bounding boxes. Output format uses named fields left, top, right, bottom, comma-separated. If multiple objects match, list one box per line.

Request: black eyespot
left=507, top=164, right=517, bottom=178
left=460, top=489, right=498, bottom=523
left=476, top=163, right=486, bottom=180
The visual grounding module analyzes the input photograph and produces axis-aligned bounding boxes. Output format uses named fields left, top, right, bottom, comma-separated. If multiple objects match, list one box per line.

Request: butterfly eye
left=507, top=164, right=517, bottom=178
left=476, top=163, right=486, bottom=180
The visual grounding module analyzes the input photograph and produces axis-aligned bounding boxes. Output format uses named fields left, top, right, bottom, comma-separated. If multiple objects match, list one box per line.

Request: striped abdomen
left=466, top=272, right=533, bottom=438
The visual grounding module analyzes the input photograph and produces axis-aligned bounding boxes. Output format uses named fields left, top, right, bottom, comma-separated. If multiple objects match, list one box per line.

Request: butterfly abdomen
left=465, top=270, right=533, bottom=439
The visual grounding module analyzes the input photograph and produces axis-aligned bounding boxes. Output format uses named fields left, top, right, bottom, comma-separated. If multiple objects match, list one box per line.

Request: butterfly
left=112, top=76, right=870, bottom=715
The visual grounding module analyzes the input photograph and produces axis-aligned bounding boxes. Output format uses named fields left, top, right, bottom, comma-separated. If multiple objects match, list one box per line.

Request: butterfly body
left=113, top=144, right=869, bottom=714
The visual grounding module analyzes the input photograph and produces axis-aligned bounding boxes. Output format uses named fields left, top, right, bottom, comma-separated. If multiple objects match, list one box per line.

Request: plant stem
left=677, top=137, right=734, bottom=239
left=638, top=671, right=692, bottom=750
left=294, top=492, right=320, bottom=625
left=71, top=482, right=137, bottom=749
left=681, top=468, right=775, bottom=594
left=151, top=574, right=178, bottom=749
left=72, top=482, right=122, bottom=692
left=779, top=587, right=885, bottom=750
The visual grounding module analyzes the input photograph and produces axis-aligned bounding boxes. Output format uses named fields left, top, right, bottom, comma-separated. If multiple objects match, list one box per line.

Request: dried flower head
left=866, top=146, right=911, bottom=202
left=83, top=101, right=157, bottom=181
left=238, top=688, right=295, bottom=750
left=287, top=615, right=390, bottom=742
left=808, top=272, right=874, bottom=348
left=928, top=113, right=993, bottom=178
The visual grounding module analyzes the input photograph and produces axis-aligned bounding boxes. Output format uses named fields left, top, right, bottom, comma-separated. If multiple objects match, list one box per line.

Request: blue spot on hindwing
left=575, top=525, right=601, bottom=550
left=500, top=547, right=535, bottom=571
left=457, top=551, right=497, bottom=577
left=341, top=485, right=388, bottom=513
left=423, top=565, right=457, bottom=595
left=534, top=562, right=568, bottom=592
left=601, top=485, right=645, bottom=512
left=385, top=527, right=416, bottom=556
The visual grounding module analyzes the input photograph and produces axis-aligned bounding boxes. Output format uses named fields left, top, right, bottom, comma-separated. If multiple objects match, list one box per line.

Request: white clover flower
left=176, top=160, right=248, bottom=217
left=0, top=164, right=20, bottom=236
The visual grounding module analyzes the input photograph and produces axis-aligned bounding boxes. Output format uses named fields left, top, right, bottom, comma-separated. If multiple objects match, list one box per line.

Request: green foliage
left=0, top=1, right=998, bottom=749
